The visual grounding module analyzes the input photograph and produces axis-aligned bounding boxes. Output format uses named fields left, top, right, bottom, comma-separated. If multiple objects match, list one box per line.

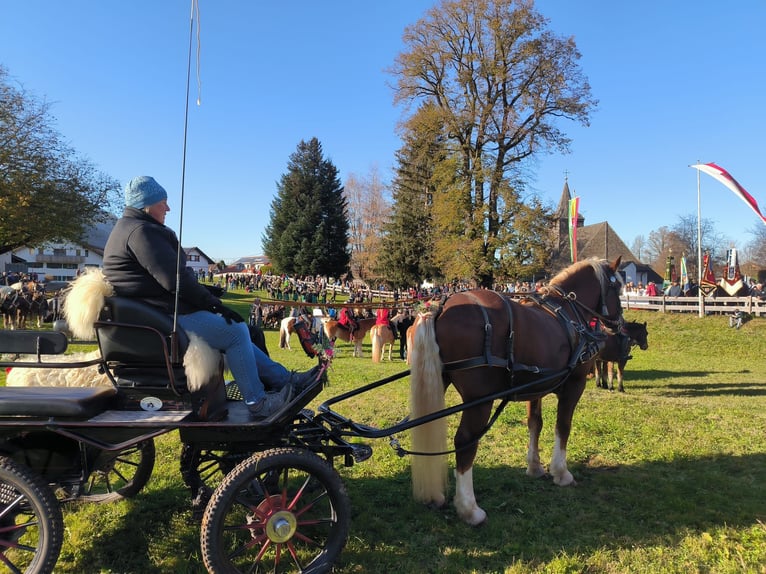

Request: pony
left=370, top=324, right=395, bottom=362
left=0, top=286, right=18, bottom=329
left=593, top=320, right=648, bottom=392
left=0, top=287, right=31, bottom=330
left=407, top=257, right=624, bottom=525
left=322, top=317, right=376, bottom=358
left=279, top=316, right=297, bottom=349
left=28, top=290, right=49, bottom=328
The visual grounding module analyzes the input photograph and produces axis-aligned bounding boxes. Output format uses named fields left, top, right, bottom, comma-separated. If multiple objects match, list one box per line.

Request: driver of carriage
left=102, top=176, right=323, bottom=420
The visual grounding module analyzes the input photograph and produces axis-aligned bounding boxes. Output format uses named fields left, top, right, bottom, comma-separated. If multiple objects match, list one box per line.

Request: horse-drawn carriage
left=0, top=257, right=624, bottom=573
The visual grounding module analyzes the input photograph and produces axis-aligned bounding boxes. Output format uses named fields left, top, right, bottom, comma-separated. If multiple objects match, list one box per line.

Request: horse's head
left=549, top=257, right=624, bottom=334
left=625, top=320, right=649, bottom=350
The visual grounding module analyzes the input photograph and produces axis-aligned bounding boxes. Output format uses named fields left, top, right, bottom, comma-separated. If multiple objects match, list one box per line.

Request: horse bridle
left=544, top=267, right=624, bottom=335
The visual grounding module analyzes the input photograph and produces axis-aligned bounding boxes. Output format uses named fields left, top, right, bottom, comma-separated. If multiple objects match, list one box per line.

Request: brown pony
left=322, top=317, right=376, bottom=357
left=370, top=324, right=395, bottom=362
left=593, top=320, right=648, bottom=392
left=408, top=258, right=624, bottom=525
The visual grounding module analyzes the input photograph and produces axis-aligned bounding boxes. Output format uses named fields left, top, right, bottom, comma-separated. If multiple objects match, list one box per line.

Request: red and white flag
left=691, top=163, right=766, bottom=226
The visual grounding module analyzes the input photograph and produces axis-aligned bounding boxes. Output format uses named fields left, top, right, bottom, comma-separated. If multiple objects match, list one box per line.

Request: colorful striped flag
left=680, top=255, right=690, bottom=294
left=691, top=163, right=766, bottom=225
left=568, top=197, right=579, bottom=262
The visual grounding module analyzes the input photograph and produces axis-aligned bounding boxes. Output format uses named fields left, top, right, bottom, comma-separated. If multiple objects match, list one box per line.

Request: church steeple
left=556, top=178, right=573, bottom=219
left=554, top=176, right=584, bottom=259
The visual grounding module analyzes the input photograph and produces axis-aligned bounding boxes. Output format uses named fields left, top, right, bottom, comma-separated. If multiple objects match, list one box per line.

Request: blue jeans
left=178, top=311, right=289, bottom=403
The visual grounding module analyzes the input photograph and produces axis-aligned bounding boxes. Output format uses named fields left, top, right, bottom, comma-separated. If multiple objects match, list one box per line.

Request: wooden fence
left=621, top=294, right=766, bottom=317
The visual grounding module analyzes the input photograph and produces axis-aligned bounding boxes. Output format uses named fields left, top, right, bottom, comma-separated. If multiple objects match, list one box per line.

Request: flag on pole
left=691, top=163, right=766, bottom=226
left=700, top=252, right=717, bottom=296
left=663, top=255, right=676, bottom=289
left=680, top=254, right=690, bottom=294
left=719, top=248, right=744, bottom=296
left=568, top=197, right=579, bottom=262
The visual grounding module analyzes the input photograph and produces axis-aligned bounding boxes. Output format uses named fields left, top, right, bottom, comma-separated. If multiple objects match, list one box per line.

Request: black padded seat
left=96, top=296, right=189, bottom=365
left=0, top=386, right=118, bottom=418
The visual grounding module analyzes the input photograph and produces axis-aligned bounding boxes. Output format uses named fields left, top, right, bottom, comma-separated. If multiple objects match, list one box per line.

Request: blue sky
left=2, top=1, right=765, bottom=263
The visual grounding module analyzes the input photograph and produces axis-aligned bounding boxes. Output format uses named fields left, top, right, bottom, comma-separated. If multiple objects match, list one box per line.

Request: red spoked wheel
left=200, top=447, right=350, bottom=573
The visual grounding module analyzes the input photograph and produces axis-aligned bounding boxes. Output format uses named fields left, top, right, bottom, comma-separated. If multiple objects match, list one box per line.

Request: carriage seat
left=95, top=296, right=194, bottom=390
left=0, top=386, right=118, bottom=418
left=96, top=296, right=189, bottom=362
left=95, top=297, right=226, bottom=420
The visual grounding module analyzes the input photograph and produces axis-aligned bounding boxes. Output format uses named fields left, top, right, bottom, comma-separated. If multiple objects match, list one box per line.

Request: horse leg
left=592, top=361, right=601, bottom=388
left=453, top=402, right=493, bottom=525
left=550, top=377, right=587, bottom=487
left=617, top=361, right=626, bottom=392
left=607, top=362, right=615, bottom=391
left=525, top=399, right=546, bottom=478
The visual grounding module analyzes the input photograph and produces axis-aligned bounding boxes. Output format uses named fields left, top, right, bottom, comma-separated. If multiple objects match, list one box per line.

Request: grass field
left=3, top=293, right=766, bottom=573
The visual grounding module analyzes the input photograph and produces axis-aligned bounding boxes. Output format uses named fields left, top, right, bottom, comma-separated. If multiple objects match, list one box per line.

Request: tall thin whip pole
left=697, top=160, right=704, bottom=317
left=172, top=0, right=199, bottom=360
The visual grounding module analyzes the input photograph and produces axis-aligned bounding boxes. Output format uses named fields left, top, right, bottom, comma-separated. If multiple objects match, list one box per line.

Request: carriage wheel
left=0, top=456, right=63, bottom=574
left=200, top=447, right=350, bottom=573
left=79, top=439, right=156, bottom=501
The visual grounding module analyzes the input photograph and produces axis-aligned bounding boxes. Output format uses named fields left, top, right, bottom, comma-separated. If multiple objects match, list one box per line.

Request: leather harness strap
left=441, top=289, right=607, bottom=380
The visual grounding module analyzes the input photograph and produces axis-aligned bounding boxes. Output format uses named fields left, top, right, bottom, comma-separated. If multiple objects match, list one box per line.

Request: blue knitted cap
left=125, top=176, right=167, bottom=209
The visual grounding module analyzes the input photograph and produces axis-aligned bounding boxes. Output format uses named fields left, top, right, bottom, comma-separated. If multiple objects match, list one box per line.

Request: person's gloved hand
left=211, top=304, right=245, bottom=324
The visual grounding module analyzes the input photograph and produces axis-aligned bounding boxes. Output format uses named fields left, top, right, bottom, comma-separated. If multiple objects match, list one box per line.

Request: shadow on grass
left=62, top=485, right=201, bottom=573
left=336, top=452, right=766, bottom=572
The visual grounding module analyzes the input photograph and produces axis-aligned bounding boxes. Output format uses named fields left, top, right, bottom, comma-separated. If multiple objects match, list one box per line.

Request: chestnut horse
left=323, top=317, right=376, bottom=357
left=408, top=258, right=624, bottom=525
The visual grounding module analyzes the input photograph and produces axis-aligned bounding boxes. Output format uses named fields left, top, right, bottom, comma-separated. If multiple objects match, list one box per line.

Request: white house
left=230, top=255, right=270, bottom=272
left=8, top=218, right=115, bottom=282
left=4, top=217, right=218, bottom=284
left=184, top=247, right=217, bottom=276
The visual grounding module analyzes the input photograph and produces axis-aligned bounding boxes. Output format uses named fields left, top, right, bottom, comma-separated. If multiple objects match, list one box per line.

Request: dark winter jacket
left=102, top=207, right=219, bottom=315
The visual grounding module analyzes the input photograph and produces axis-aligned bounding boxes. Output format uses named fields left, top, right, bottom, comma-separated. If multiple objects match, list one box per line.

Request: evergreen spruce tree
left=377, top=108, right=441, bottom=289
left=262, top=138, right=350, bottom=277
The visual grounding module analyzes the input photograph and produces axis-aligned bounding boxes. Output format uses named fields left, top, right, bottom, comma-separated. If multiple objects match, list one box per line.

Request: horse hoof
left=458, top=507, right=487, bottom=526
left=526, top=465, right=546, bottom=479
left=554, top=472, right=576, bottom=487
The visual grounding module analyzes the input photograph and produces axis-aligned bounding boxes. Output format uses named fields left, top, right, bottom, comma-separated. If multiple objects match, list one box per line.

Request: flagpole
left=697, top=160, right=704, bottom=317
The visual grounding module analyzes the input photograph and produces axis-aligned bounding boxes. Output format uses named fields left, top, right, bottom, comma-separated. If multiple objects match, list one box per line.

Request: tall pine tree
left=376, top=106, right=441, bottom=288
left=262, top=138, right=350, bottom=277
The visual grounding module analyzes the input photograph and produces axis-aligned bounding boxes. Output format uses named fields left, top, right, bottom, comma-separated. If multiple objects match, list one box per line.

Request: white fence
left=621, top=294, right=766, bottom=316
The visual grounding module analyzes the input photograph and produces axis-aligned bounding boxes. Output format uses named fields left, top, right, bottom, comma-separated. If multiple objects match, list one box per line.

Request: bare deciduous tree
left=345, top=166, right=390, bottom=282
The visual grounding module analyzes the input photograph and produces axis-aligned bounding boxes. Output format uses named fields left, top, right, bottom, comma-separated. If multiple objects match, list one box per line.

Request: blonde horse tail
left=371, top=325, right=382, bottom=363
left=409, top=312, right=448, bottom=508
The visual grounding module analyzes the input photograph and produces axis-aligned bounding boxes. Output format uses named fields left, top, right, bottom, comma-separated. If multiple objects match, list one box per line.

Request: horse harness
left=440, top=284, right=621, bottom=396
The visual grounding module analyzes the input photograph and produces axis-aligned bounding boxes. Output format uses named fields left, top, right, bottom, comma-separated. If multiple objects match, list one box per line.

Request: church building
left=549, top=179, right=663, bottom=287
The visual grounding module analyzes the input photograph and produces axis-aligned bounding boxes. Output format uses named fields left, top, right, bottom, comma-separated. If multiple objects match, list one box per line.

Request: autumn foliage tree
left=389, top=0, right=596, bottom=286
left=0, top=66, right=119, bottom=254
